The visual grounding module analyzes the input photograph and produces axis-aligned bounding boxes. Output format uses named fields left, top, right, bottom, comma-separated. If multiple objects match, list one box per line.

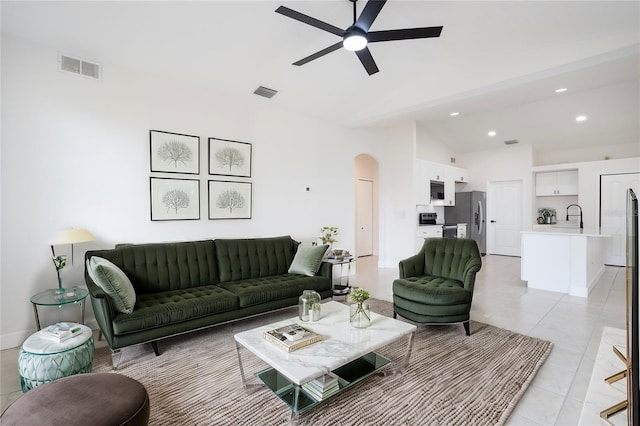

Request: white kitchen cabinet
left=457, top=223, right=467, bottom=238
left=535, top=170, right=578, bottom=196
left=449, top=166, right=469, bottom=183
left=416, top=226, right=443, bottom=251
left=414, top=160, right=429, bottom=204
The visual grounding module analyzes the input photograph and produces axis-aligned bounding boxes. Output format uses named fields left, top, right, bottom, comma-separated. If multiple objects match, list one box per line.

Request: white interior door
left=600, top=173, right=640, bottom=266
left=487, top=180, right=523, bottom=256
left=356, top=179, right=373, bottom=256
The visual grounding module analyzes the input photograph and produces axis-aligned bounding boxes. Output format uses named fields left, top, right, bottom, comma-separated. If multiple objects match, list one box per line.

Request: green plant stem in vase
left=52, top=254, right=67, bottom=293
left=349, top=287, right=371, bottom=328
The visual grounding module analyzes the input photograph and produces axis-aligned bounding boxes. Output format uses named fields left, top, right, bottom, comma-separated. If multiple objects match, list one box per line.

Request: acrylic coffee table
left=234, top=301, right=416, bottom=419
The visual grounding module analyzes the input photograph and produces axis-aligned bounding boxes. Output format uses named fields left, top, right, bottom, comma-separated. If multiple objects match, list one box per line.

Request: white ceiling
left=2, top=1, right=639, bottom=154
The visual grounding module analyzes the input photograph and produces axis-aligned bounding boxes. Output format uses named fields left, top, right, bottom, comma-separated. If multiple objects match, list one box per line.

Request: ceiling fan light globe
left=343, top=34, right=367, bottom=51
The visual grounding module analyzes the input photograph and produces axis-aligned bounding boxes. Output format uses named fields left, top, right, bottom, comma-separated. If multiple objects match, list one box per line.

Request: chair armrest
left=461, top=256, right=483, bottom=293
left=398, top=250, right=425, bottom=278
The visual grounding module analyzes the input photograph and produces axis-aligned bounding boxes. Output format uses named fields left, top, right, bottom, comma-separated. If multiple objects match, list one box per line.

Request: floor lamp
left=51, top=228, right=95, bottom=292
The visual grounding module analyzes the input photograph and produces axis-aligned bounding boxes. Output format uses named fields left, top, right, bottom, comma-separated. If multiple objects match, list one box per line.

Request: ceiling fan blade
left=355, top=47, right=379, bottom=75
left=293, top=42, right=344, bottom=66
left=355, top=0, right=387, bottom=32
left=368, top=26, right=443, bottom=42
left=275, top=6, right=345, bottom=37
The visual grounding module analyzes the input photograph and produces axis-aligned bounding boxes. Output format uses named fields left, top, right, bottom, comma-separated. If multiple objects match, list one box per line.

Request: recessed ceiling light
left=555, top=88, right=567, bottom=93
left=488, top=131, right=497, bottom=137
left=450, top=112, right=459, bottom=117
left=576, top=115, right=587, bottom=122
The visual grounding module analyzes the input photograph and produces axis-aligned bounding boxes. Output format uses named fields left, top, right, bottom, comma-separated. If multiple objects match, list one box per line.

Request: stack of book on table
left=39, top=322, right=82, bottom=342
left=302, top=373, right=340, bottom=401
left=263, top=324, right=322, bottom=352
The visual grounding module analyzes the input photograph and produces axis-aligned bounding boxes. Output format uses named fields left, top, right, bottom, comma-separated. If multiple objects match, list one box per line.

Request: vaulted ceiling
left=2, top=1, right=638, bottom=154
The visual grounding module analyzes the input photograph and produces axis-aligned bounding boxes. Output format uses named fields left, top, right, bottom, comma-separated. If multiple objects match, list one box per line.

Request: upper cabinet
left=449, top=166, right=469, bottom=183
left=415, top=160, right=468, bottom=206
left=535, top=170, right=578, bottom=196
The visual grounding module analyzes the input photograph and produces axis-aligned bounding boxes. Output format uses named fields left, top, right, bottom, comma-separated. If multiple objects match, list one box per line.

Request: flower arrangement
left=52, top=255, right=67, bottom=289
left=349, top=287, right=370, bottom=324
left=319, top=226, right=338, bottom=245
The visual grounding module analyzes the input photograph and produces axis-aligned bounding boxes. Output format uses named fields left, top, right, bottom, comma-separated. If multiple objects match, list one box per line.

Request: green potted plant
left=319, top=226, right=338, bottom=245
left=349, top=287, right=371, bottom=328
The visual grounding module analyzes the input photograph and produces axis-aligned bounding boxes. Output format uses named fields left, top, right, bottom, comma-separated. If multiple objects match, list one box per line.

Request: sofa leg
left=151, top=341, right=161, bottom=356
left=111, top=349, right=122, bottom=370
left=463, top=321, right=470, bottom=336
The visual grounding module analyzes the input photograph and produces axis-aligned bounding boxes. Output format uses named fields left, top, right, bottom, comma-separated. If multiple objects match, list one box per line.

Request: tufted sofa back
left=86, top=240, right=219, bottom=295
left=214, top=236, right=298, bottom=283
left=423, top=238, right=482, bottom=282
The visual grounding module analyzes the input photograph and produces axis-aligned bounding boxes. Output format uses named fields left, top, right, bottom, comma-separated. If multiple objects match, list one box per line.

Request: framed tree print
left=150, top=130, right=200, bottom=174
left=208, top=137, right=251, bottom=177
left=150, top=177, right=200, bottom=221
left=208, top=180, right=252, bottom=220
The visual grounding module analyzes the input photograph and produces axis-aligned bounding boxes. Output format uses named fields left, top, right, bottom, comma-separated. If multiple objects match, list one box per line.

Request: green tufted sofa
left=392, top=238, right=482, bottom=336
left=85, top=236, right=332, bottom=367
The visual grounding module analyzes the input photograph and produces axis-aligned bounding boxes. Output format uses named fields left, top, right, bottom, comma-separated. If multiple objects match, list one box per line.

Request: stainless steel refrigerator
left=445, top=191, right=486, bottom=254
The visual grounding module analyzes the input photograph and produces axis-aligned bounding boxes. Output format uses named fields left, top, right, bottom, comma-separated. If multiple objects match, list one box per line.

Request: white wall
left=535, top=142, right=640, bottom=166
left=1, top=34, right=412, bottom=349
left=415, top=122, right=457, bottom=166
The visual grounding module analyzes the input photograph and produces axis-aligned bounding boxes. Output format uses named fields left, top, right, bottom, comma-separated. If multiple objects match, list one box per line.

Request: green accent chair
left=392, top=238, right=482, bottom=335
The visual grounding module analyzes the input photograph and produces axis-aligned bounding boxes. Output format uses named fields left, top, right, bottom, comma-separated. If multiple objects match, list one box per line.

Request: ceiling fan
left=275, top=0, right=443, bottom=76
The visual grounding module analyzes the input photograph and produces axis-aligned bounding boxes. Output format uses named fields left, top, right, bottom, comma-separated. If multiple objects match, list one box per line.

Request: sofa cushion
left=392, top=276, right=471, bottom=306
left=215, top=236, right=298, bottom=283
left=220, top=274, right=329, bottom=308
left=112, top=285, right=238, bottom=335
left=87, top=257, right=137, bottom=314
left=86, top=240, right=219, bottom=294
left=288, top=244, right=328, bottom=276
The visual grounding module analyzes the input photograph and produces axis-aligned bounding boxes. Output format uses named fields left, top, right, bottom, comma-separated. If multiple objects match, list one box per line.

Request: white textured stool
left=18, top=324, right=94, bottom=392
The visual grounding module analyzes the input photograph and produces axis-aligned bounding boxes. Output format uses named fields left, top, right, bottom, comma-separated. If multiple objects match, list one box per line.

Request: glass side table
left=325, top=256, right=355, bottom=296
left=30, top=288, right=89, bottom=331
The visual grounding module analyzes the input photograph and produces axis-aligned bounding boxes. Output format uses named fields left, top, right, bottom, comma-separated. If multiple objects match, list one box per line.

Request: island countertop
left=522, top=226, right=609, bottom=238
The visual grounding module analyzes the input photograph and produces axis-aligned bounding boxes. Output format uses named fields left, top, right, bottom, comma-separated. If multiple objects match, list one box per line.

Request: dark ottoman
left=1, top=373, right=149, bottom=426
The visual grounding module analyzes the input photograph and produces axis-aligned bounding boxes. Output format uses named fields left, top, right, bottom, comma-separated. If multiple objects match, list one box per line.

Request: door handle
left=490, top=220, right=496, bottom=223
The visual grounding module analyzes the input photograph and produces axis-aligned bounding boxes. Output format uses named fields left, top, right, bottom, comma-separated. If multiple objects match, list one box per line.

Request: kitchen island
left=521, top=227, right=610, bottom=297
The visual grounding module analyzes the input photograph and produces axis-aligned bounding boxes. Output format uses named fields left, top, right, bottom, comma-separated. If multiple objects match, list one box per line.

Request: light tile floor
left=0, top=254, right=626, bottom=425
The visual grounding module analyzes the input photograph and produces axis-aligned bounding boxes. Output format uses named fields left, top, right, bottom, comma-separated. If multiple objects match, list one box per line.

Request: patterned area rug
left=92, top=299, right=552, bottom=425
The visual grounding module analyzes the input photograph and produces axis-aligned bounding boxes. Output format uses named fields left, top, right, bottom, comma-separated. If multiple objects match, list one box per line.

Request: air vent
left=58, top=53, right=101, bottom=80
left=450, top=157, right=456, bottom=164
left=504, top=139, right=519, bottom=145
left=253, top=86, right=278, bottom=99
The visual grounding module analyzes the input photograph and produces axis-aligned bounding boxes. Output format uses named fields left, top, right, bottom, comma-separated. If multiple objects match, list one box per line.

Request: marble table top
left=234, top=301, right=416, bottom=385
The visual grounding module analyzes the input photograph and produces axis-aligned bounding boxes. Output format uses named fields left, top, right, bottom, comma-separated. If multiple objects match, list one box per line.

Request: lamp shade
left=51, top=228, right=95, bottom=245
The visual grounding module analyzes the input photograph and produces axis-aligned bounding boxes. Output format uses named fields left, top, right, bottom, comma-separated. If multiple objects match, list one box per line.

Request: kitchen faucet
left=566, top=204, right=584, bottom=229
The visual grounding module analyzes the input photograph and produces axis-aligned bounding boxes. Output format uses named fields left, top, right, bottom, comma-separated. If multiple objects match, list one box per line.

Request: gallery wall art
left=208, top=180, right=252, bottom=220
left=150, top=177, right=200, bottom=221
left=208, top=137, right=252, bottom=178
left=150, top=130, right=200, bottom=174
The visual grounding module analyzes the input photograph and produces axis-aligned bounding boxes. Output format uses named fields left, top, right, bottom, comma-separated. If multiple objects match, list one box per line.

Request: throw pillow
left=86, top=256, right=136, bottom=314
left=288, top=244, right=329, bottom=276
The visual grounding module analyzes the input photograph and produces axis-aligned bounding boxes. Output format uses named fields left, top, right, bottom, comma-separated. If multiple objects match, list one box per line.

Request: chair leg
left=393, top=311, right=397, bottom=319
left=463, top=321, right=470, bottom=336
left=151, top=341, right=161, bottom=356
